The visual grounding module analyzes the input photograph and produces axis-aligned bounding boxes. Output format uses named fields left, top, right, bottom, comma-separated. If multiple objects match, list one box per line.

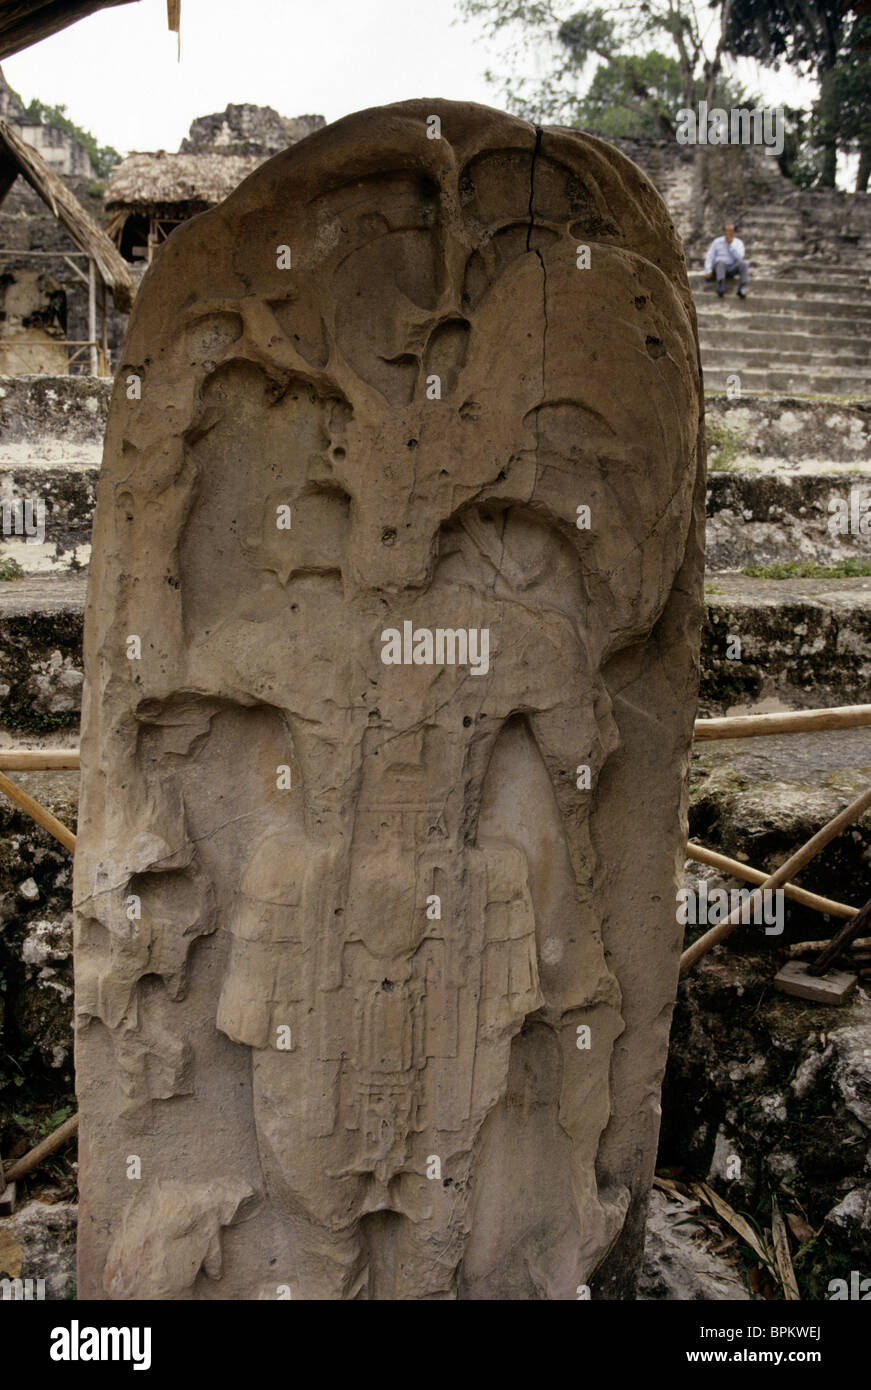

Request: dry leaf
left=786, top=1211, right=814, bottom=1245
left=772, top=1198, right=800, bottom=1300
left=690, top=1182, right=770, bottom=1266
left=0, top=1228, right=22, bottom=1278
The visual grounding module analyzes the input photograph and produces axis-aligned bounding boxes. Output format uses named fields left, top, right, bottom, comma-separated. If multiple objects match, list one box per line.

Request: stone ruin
left=73, top=99, right=706, bottom=1300
left=180, top=103, right=326, bottom=157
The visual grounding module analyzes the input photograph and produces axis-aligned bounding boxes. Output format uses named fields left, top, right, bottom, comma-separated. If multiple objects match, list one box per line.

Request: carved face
left=158, top=135, right=701, bottom=693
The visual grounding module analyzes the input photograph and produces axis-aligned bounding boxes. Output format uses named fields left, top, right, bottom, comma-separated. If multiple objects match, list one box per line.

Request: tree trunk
left=820, top=140, right=838, bottom=187
left=857, top=146, right=871, bottom=194
left=817, top=56, right=840, bottom=188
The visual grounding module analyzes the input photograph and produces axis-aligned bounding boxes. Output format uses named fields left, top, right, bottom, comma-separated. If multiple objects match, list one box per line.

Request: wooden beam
left=694, top=705, right=871, bottom=741
left=0, top=768, right=76, bottom=851
left=809, top=896, right=871, bottom=975
left=0, top=750, right=79, bottom=769
left=62, top=254, right=88, bottom=286
left=680, top=785, right=871, bottom=975
left=2, top=1113, right=78, bottom=1184
left=686, top=841, right=856, bottom=919
left=87, top=255, right=97, bottom=376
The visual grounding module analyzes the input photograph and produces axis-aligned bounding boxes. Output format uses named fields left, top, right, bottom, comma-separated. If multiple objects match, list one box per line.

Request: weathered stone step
left=704, top=398, right=871, bottom=473
left=706, top=472, right=871, bottom=570
left=0, top=375, right=110, bottom=448
left=699, top=325, right=868, bottom=356
left=704, top=376, right=870, bottom=399
left=699, top=344, right=869, bottom=371
left=695, top=294, right=871, bottom=322
left=2, top=572, right=870, bottom=730
left=0, top=574, right=85, bottom=735
left=697, top=308, right=871, bottom=338
left=701, top=573, right=871, bottom=713
left=0, top=461, right=96, bottom=573
left=772, top=262, right=870, bottom=282
left=703, top=367, right=870, bottom=396
left=690, top=272, right=871, bottom=303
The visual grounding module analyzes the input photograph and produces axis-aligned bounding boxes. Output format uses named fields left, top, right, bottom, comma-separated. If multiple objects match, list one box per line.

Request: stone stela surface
left=73, top=99, right=706, bottom=1301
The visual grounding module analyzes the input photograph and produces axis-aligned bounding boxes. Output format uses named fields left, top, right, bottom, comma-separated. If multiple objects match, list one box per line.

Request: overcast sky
left=3, top=0, right=818, bottom=158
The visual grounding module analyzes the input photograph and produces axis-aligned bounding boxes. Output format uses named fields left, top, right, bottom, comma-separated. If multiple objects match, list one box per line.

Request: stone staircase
left=687, top=162, right=871, bottom=398
left=693, top=272, right=871, bottom=396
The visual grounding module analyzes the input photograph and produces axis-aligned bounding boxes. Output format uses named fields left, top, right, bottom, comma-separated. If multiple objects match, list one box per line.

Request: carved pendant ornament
left=74, top=99, right=705, bottom=1300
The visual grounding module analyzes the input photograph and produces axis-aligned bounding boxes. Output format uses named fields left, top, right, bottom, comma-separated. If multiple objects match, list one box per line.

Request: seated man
left=704, top=223, right=749, bottom=299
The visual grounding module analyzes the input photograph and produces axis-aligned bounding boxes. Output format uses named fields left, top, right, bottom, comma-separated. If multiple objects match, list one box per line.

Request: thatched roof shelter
left=0, top=118, right=134, bottom=311
left=104, top=150, right=264, bottom=261
left=0, top=0, right=140, bottom=60
left=105, top=150, right=263, bottom=221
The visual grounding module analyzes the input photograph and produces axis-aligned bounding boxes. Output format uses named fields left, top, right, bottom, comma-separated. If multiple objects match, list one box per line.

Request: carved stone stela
left=74, top=100, right=705, bottom=1300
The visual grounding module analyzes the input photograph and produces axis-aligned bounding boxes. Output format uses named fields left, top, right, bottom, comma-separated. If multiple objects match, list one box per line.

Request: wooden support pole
left=686, top=842, right=856, bottom=920
left=100, top=275, right=108, bottom=376
left=694, top=704, right=871, bottom=742
left=87, top=256, right=98, bottom=376
left=61, top=255, right=88, bottom=287
left=680, top=785, right=871, bottom=975
left=809, top=896, right=871, bottom=976
left=0, top=769, right=76, bottom=852
left=0, top=750, right=80, bottom=770
left=2, top=1113, right=78, bottom=1185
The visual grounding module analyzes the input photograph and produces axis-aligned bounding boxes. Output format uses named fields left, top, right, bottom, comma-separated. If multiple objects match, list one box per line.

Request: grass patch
left=0, top=556, right=23, bottom=581
left=705, top=419, right=744, bottom=471
left=742, top=559, right=871, bottom=579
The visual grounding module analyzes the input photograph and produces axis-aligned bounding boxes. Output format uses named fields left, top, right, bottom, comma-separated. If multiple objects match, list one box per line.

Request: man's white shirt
left=705, top=235, right=746, bottom=272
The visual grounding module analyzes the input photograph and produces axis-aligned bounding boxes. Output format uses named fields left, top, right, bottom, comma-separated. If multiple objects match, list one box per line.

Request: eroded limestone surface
left=74, top=99, right=705, bottom=1300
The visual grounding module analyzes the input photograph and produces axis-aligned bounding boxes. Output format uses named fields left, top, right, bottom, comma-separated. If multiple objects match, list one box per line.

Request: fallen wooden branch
left=680, top=785, right=871, bottom=975
left=2, top=1113, right=78, bottom=1185
left=786, top=937, right=871, bottom=959
left=0, top=769, right=76, bottom=852
left=686, top=842, right=855, bottom=920
left=694, top=704, right=871, bottom=741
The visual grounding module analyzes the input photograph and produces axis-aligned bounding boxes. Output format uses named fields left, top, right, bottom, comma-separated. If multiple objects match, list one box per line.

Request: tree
left=578, top=51, right=688, bottom=138
left=456, top=0, right=743, bottom=134
left=718, top=0, right=868, bottom=187
left=825, top=18, right=871, bottom=191
left=21, top=97, right=120, bottom=179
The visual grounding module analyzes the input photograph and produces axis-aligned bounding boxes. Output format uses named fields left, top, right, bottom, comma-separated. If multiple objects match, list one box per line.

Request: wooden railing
left=0, top=338, right=109, bottom=376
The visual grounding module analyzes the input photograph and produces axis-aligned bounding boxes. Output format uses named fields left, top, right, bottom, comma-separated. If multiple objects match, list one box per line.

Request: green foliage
left=40, top=1106, right=73, bottom=1136
left=705, top=419, right=742, bottom=471
left=775, top=107, right=826, bottom=188
left=457, top=1, right=749, bottom=134
left=579, top=52, right=690, bottom=138
left=719, top=2, right=871, bottom=187
left=742, top=559, right=871, bottom=579
left=0, top=556, right=23, bottom=581
left=721, top=0, right=843, bottom=71
left=0, top=1042, right=34, bottom=1090
left=20, top=97, right=120, bottom=179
